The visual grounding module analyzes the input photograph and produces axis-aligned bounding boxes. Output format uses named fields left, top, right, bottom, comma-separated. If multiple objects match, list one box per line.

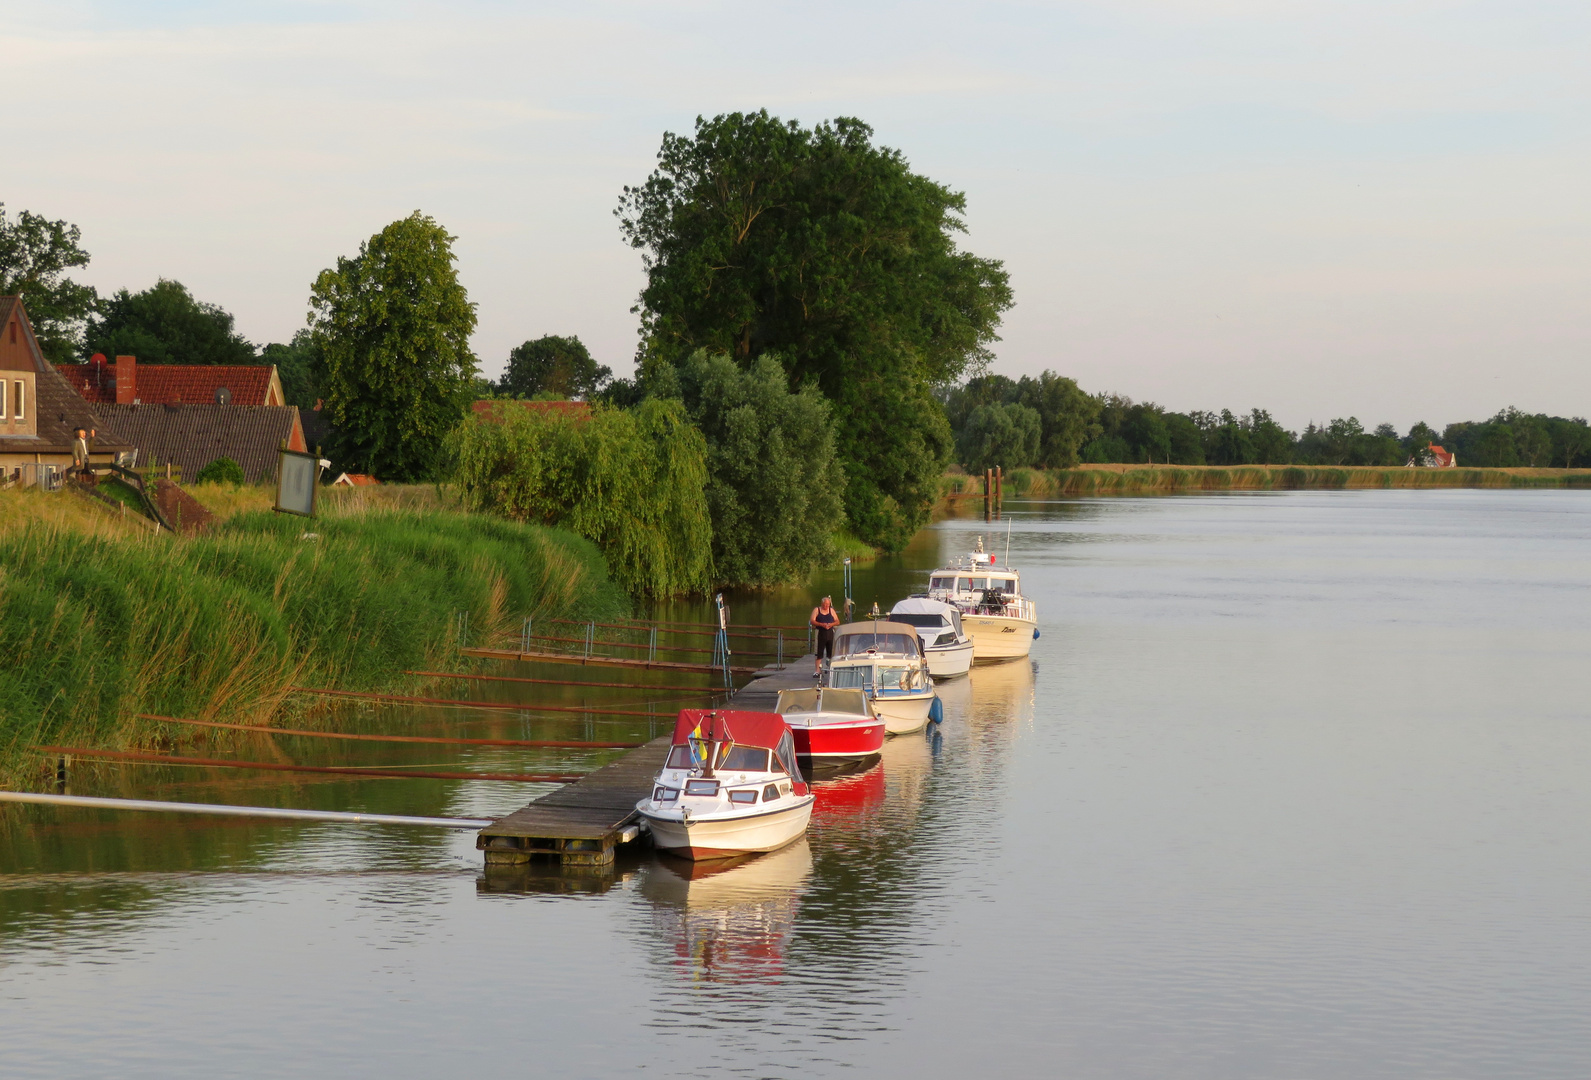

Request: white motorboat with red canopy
left=774, top=687, right=884, bottom=768
left=825, top=620, right=939, bottom=735
left=637, top=710, right=815, bottom=861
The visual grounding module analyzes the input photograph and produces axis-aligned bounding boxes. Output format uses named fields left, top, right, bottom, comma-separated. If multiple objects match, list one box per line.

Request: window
left=0, top=380, right=7, bottom=420
left=876, top=666, right=909, bottom=691
left=665, top=745, right=694, bottom=769
left=763, top=784, right=781, bottom=802
left=829, top=666, right=870, bottom=689
left=683, top=778, right=719, bottom=797
left=719, top=746, right=770, bottom=772
left=652, top=786, right=678, bottom=802
left=835, top=632, right=917, bottom=657
left=929, top=576, right=954, bottom=591
left=13, top=381, right=22, bottom=422
left=993, top=577, right=1016, bottom=591
left=890, top=613, right=947, bottom=629
left=728, top=790, right=759, bottom=805
left=8, top=320, right=15, bottom=345
left=964, top=577, right=988, bottom=592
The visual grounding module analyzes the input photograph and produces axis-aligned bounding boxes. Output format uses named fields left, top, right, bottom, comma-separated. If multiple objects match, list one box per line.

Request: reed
left=0, top=490, right=627, bottom=785
left=941, top=464, right=1591, bottom=499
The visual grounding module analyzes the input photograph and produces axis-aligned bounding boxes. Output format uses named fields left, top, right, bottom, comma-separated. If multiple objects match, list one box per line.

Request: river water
left=4, top=490, right=1591, bottom=1078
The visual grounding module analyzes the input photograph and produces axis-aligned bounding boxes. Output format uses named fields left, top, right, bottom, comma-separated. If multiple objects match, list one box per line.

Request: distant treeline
left=947, top=375, right=1591, bottom=471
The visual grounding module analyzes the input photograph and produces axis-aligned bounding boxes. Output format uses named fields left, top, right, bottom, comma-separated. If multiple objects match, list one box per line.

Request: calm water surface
left=4, top=490, right=1591, bottom=1078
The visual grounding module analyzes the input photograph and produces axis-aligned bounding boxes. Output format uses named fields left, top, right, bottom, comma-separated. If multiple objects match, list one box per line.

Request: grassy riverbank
left=0, top=484, right=626, bottom=786
left=942, top=464, right=1591, bottom=498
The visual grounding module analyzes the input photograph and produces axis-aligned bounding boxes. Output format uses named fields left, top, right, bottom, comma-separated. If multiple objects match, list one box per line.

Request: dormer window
left=7, top=321, right=14, bottom=345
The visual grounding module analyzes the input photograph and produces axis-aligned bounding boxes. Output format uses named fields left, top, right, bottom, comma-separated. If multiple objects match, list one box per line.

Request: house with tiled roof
left=1408, top=443, right=1457, bottom=468
left=57, top=355, right=285, bottom=406
left=0, top=297, right=132, bottom=482
left=98, top=402, right=307, bottom=484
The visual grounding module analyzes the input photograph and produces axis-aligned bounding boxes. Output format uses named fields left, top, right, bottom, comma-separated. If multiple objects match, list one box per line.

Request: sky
left=2, top=0, right=1587, bottom=431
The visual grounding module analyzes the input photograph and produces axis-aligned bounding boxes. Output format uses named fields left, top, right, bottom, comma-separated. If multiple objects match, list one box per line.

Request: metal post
left=585, top=622, right=594, bottom=659
left=457, top=611, right=470, bottom=648
left=521, top=617, right=533, bottom=654
left=843, top=557, right=854, bottom=622
left=777, top=630, right=784, bottom=670
left=648, top=625, right=657, bottom=663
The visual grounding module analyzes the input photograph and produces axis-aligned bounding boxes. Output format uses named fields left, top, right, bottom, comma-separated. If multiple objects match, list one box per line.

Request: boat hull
left=962, top=613, right=1037, bottom=662
left=788, top=719, right=885, bottom=765
left=641, top=799, right=815, bottom=861
left=924, top=639, right=974, bottom=679
left=870, top=692, right=937, bottom=735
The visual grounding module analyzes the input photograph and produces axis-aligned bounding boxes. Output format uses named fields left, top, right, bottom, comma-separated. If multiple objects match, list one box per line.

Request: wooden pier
left=476, top=656, right=818, bottom=866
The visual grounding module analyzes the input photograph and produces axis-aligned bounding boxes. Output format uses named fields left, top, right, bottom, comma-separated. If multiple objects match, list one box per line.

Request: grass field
left=0, top=483, right=626, bottom=785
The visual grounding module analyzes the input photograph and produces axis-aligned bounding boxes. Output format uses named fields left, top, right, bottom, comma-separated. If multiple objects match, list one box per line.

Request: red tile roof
left=58, top=361, right=281, bottom=406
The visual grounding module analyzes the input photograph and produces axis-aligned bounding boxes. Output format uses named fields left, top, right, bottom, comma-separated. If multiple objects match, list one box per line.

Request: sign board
left=275, top=448, right=318, bottom=517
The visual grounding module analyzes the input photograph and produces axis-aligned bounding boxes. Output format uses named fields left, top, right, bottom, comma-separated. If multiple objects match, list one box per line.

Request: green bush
left=195, top=456, right=245, bottom=485
left=448, top=399, right=712, bottom=597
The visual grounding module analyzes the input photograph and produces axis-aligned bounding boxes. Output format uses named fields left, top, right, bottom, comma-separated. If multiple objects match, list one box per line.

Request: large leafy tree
left=86, top=279, right=256, bottom=365
left=499, top=334, right=611, bottom=399
left=309, top=212, right=478, bottom=482
left=673, top=350, right=845, bottom=586
left=0, top=203, right=98, bottom=362
left=958, top=402, right=1041, bottom=473
left=617, top=110, right=1013, bottom=550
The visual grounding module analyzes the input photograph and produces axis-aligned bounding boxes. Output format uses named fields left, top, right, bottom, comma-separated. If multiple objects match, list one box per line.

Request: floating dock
left=475, top=657, right=819, bottom=866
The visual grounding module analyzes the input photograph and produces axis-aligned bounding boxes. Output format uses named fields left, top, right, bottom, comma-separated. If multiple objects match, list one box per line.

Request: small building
left=331, top=473, right=379, bottom=487
left=98, top=402, right=307, bottom=484
left=0, top=296, right=132, bottom=483
left=57, top=355, right=287, bottom=406
left=1408, top=443, right=1457, bottom=468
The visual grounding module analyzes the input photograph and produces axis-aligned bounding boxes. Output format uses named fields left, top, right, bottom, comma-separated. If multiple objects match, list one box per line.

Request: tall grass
left=0, top=498, right=626, bottom=783
left=942, top=464, right=1591, bottom=499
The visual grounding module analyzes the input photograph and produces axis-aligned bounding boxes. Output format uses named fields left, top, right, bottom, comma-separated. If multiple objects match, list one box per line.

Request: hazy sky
left=3, top=1, right=1586, bottom=430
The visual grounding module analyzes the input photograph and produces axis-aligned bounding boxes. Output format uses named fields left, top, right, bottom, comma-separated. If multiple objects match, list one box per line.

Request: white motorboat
left=637, top=710, right=815, bottom=861
left=825, top=620, right=939, bottom=735
left=888, top=596, right=974, bottom=679
left=926, top=536, right=1038, bottom=662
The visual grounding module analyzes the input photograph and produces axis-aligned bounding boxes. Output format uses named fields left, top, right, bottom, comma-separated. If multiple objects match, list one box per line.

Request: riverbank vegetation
left=0, top=485, right=625, bottom=785
left=944, top=463, right=1591, bottom=498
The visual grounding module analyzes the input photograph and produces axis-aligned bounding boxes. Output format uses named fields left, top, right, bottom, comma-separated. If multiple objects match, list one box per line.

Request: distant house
left=471, top=399, right=591, bottom=422
left=57, top=355, right=286, bottom=406
left=1408, top=443, right=1457, bottom=468
left=99, top=403, right=307, bottom=484
left=331, top=473, right=379, bottom=487
left=0, top=296, right=132, bottom=482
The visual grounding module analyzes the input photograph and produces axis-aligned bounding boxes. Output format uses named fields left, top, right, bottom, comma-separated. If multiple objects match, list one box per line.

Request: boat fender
left=928, top=698, right=944, bottom=725
left=1032, top=628, right=1040, bottom=639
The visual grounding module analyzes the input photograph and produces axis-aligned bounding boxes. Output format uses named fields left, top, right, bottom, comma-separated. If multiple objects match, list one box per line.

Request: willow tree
left=448, top=399, right=712, bottom=597
left=309, top=212, right=477, bottom=481
left=617, top=111, right=1013, bottom=551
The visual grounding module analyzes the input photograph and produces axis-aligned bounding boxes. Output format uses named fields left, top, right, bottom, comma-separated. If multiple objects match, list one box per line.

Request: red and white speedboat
left=637, top=710, right=815, bottom=861
left=774, top=687, right=885, bottom=768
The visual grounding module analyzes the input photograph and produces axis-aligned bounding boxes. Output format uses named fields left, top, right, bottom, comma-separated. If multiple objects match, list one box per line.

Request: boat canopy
left=774, top=687, right=872, bottom=717
left=833, top=621, right=922, bottom=658
left=670, top=709, right=790, bottom=750
left=889, top=596, right=959, bottom=629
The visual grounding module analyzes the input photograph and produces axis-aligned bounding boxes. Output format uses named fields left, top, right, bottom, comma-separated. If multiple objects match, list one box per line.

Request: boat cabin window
left=729, top=789, right=759, bottom=805
left=828, top=666, right=870, bottom=689
left=889, top=613, right=948, bottom=629
left=763, top=784, right=781, bottom=802
left=991, top=576, right=1016, bottom=591
left=960, top=577, right=988, bottom=592
left=665, top=745, right=696, bottom=769
left=875, top=666, right=910, bottom=691
left=929, top=576, right=955, bottom=591
left=835, top=632, right=918, bottom=657
left=719, top=746, right=770, bottom=772
left=653, top=786, right=678, bottom=802
left=684, top=778, right=719, bottom=797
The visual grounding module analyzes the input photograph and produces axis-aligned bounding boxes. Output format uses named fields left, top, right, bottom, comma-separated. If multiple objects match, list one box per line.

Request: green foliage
left=309, top=212, right=478, bottom=482
left=0, top=508, right=626, bottom=768
left=1016, top=372, right=1101, bottom=467
left=670, top=350, right=845, bottom=586
left=260, top=330, right=320, bottom=408
left=1294, top=417, right=1402, bottom=466
left=949, top=373, right=1099, bottom=469
left=195, top=457, right=246, bottom=485
left=448, top=398, right=712, bottom=597
left=1440, top=409, right=1591, bottom=468
left=500, top=335, right=612, bottom=400
left=0, top=203, right=97, bottom=363
left=618, top=110, right=1013, bottom=550
left=85, top=279, right=255, bottom=365
left=958, top=402, right=1041, bottom=473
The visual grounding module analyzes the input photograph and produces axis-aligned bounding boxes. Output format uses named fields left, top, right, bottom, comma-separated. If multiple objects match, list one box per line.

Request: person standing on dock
left=811, top=596, right=839, bottom=676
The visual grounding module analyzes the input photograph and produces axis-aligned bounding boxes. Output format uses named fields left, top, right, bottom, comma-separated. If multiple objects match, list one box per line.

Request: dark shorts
left=816, top=628, right=835, bottom=660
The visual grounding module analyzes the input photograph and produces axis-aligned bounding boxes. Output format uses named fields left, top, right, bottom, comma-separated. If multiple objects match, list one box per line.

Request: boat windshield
left=889, top=613, right=949, bottom=629
left=874, top=666, right=911, bottom=691
left=835, top=632, right=918, bottom=657
left=719, top=746, right=770, bottom=772
left=830, top=665, right=913, bottom=691
left=929, top=575, right=956, bottom=591
left=776, top=688, right=871, bottom=716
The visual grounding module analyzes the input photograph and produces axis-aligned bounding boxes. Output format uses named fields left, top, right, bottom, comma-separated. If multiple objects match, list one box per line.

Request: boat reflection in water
left=639, top=838, right=813, bottom=984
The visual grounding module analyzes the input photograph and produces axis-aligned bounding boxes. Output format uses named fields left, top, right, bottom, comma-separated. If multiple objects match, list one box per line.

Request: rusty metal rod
left=288, top=686, right=706, bottom=716
left=461, top=647, right=765, bottom=675
left=405, top=670, right=734, bottom=692
left=541, top=618, right=788, bottom=642
left=136, top=714, right=643, bottom=749
left=34, top=746, right=582, bottom=783
left=515, top=632, right=777, bottom=657
left=0, top=791, right=496, bottom=829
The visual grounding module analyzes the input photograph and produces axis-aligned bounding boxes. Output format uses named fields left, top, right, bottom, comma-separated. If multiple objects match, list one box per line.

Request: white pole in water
left=0, top=791, right=495, bottom=829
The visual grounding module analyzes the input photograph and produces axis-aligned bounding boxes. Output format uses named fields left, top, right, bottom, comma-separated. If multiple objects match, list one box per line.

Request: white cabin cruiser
left=824, top=621, right=939, bottom=735
left=638, top=710, right=814, bottom=861
left=926, top=537, right=1038, bottom=663
left=888, top=597, right=974, bottom=679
